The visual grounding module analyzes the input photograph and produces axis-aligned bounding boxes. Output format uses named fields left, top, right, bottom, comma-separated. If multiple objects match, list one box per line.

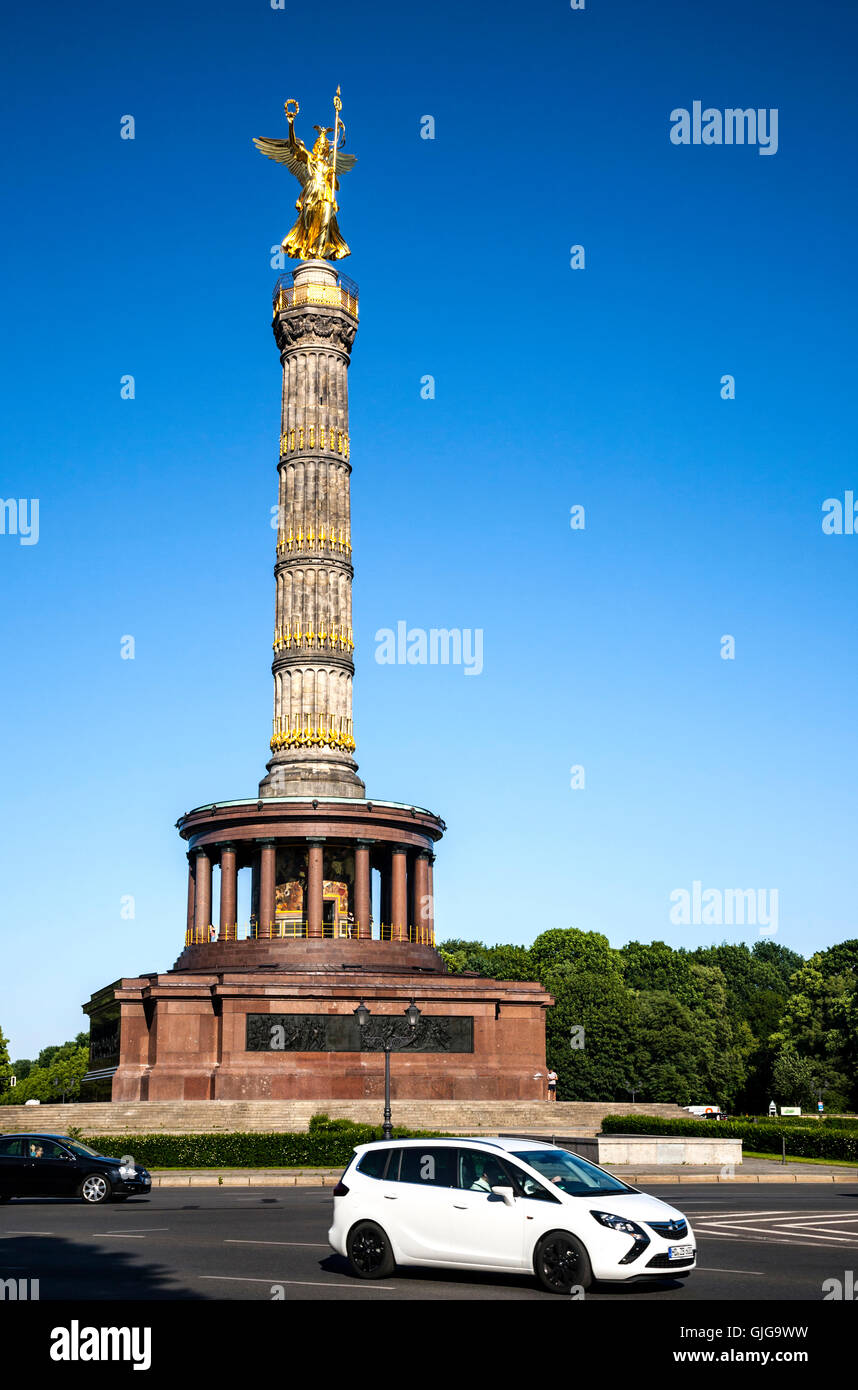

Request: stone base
left=85, top=957, right=553, bottom=1103
left=259, top=753, right=365, bottom=800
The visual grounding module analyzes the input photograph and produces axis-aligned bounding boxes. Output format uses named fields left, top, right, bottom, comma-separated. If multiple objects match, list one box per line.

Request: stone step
left=0, top=1100, right=688, bottom=1136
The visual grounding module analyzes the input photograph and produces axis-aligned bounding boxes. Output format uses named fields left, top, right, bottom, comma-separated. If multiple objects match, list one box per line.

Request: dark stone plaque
left=246, top=1014, right=473, bottom=1053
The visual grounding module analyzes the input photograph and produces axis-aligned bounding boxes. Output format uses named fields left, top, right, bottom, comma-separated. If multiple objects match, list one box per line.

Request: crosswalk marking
left=693, top=1209, right=858, bottom=1250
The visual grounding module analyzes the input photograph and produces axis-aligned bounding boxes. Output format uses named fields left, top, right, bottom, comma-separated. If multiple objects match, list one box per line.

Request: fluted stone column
left=260, top=259, right=365, bottom=799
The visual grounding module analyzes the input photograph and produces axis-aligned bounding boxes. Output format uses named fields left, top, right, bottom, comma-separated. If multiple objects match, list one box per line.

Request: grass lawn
left=742, top=1149, right=858, bottom=1168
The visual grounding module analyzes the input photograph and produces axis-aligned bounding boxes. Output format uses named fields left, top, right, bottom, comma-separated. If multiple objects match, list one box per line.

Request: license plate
left=668, top=1244, right=694, bottom=1260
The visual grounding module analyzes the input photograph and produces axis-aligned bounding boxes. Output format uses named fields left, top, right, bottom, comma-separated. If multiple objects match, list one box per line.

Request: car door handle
left=383, top=1194, right=398, bottom=1200
left=452, top=1204, right=468, bottom=1209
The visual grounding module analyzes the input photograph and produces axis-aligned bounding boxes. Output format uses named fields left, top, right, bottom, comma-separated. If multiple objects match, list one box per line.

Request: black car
left=0, top=1134, right=152, bottom=1204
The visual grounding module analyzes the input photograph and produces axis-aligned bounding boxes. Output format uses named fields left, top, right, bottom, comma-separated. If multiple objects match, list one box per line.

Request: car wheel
left=534, top=1230, right=592, bottom=1295
left=346, top=1221, right=395, bottom=1279
left=80, top=1174, right=112, bottom=1204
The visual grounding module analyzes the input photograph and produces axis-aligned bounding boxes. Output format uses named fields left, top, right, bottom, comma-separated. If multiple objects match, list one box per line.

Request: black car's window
left=457, top=1149, right=514, bottom=1193
left=397, top=1146, right=457, bottom=1188
left=27, top=1140, right=69, bottom=1161
left=62, top=1140, right=99, bottom=1159
left=0, top=1138, right=23, bottom=1157
left=356, top=1148, right=392, bottom=1180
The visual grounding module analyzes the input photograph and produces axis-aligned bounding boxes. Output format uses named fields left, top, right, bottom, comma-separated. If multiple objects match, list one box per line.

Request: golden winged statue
left=253, top=90, right=357, bottom=261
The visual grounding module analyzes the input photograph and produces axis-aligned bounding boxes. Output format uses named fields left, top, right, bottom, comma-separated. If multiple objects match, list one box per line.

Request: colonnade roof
left=181, top=796, right=439, bottom=817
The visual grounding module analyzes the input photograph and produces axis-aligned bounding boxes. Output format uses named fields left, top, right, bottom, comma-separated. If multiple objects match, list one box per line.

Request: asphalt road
left=1, top=1184, right=856, bottom=1301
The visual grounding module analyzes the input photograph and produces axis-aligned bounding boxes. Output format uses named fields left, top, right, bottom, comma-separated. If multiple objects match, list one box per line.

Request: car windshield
left=512, top=1149, right=633, bottom=1196
left=60, top=1140, right=101, bottom=1159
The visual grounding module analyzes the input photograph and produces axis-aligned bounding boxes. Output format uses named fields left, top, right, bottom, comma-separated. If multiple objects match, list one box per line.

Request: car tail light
left=333, top=1181, right=349, bottom=1197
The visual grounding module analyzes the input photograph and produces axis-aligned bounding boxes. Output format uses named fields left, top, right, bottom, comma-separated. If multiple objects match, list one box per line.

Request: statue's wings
left=335, top=152, right=357, bottom=175
left=252, top=137, right=309, bottom=185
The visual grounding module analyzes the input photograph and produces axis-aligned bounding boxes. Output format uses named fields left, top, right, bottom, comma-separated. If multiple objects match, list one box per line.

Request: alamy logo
left=670, top=102, right=778, bottom=155
left=0, top=1277, right=39, bottom=1300
left=669, top=881, right=778, bottom=933
left=0, top=498, right=39, bottom=545
left=822, top=492, right=857, bottom=533
left=50, top=1321, right=151, bottom=1371
left=375, top=622, right=483, bottom=676
left=822, top=1271, right=857, bottom=1300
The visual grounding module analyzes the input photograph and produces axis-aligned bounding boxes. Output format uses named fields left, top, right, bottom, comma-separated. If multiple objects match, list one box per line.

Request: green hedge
left=77, top=1114, right=442, bottom=1169
left=601, top=1114, right=858, bottom=1162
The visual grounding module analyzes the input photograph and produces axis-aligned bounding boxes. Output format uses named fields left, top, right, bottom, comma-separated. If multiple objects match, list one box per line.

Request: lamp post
left=353, top=999, right=421, bottom=1140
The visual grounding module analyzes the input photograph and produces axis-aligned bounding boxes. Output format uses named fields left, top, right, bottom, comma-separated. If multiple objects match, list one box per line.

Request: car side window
left=28, top=1140, right=68, bottom=1161
left=0, top=1138, right=23, bottom=1157
left=457, top=1150, right=514, bottom=1193
left=356, top=1148, right=392, bottom=1180
left=506, top=1163, right=561, bottom=1203
left=397, top=1146, right=457, bottom=1188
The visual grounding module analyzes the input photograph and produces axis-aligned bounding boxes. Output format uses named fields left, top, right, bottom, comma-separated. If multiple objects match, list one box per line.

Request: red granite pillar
left=193, top=849, right=212, bottom=939
left=391, top=847, right=407, bottom=942
left=427, top=854, right=435, bottom=944
left=258, top=841, right=276, bottom=939
left=380, top=851, right=391, bottom=935
left=413, top=852, right=430, bottom=943
left=307, top=839, right=324, bottom=938
left=354, top=840, right=372, bottom=938
left=186, top=856, right=196, bottom=942
left=219, top=844, right=237, bottom=940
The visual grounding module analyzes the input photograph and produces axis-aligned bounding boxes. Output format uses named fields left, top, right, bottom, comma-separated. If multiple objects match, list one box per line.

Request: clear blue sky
left=1, top=0, right=856, bottom=1058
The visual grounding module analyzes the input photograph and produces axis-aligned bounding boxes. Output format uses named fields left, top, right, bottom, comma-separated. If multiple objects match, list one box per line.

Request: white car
left=328, top=1136, right=696, bottom=1293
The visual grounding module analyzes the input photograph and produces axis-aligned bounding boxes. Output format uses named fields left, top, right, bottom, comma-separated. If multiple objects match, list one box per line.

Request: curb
left=620, top=1173, right=856, bottom=1184
left=145, top=1172, right=856, bottom=1188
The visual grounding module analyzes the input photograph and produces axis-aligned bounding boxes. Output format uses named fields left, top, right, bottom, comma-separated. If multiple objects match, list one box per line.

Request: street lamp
left=353, top=999, right=422, bottom=1140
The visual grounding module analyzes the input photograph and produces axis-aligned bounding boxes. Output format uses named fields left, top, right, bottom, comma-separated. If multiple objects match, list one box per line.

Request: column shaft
left=413, top=853, right=430, bottom=941
left=258, top=842, right=276, bottom=939
left=186, top=858, right=196, bottom=940
left=307, top=840, right=324, bottom=938
left=354, top=842, right=372, bottom=938
left=193, top=850, right=212, bottom=937
left=391, top=848, right=407, bottom=941
left=219, top=845, right=237, bottom=939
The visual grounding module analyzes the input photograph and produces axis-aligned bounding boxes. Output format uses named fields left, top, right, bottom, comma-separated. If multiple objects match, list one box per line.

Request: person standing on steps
left=547, top=1070, right=558, bottom=1102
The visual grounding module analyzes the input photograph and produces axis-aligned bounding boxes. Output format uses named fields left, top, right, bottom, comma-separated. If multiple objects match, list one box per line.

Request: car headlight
left=590, top=1210, right=645, bottom=1236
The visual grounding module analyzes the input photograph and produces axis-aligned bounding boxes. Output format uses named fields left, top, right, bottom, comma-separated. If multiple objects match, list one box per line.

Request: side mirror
left=490, top=1185, right=515, bottom=1206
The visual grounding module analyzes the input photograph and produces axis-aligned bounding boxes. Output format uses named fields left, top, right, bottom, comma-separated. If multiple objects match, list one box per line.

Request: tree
left=771, top=1050, right=821, bottom=1110
left=0, top=1027, right=11, bottom=1092
left=0, top=1035, right=90, bottom=1107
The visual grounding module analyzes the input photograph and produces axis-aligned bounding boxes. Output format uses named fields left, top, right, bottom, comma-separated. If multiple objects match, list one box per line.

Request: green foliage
left=600, top=1112, right=858, bottom=1163
left=440, top=930, right=858, bottom=1110
left=77, top=1117, right=443, bottom=1169
left=0, top=1027, right=11, bottom=1091
left=0, top=1042, right=89, bottom=1106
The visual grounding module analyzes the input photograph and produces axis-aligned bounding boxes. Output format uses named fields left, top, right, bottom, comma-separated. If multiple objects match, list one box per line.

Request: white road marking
left=696, top=1266, right=765, bottom=1275
left=224, top=1239, right=329, bottom=1248
left=196, top=1275, right=395, bottom=1290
